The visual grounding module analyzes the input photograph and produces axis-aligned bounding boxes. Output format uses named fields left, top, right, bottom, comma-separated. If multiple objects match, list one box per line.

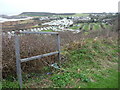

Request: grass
left=83, top=24, right=89, bottom=31
left=2, top=23, right=118, bottom=88
left=21, top=13, right=89, bottom=18
left=2, top=80, right=19, bottom=88
left=60, top=38, right=118, bottom=88
left=88, top=23, right=92, bottom=30
left=81, top=69, right=118, bottom=88
left=93, top=23, right=100, bottom=30
left=50, top=38, right=118, bottom=88
left=74, top=23, right=111, bottom=31
left=2, top=37, right=118, bottom=88
left=103, top=24, right=112, bottom=30
left=52, top=13, right=89, bottom=18
left=0, top=82, right=2, bottom=89
left=41, top=30, right=53, bottom=32
left=22, top=14, right=52, bottom=17
left=32, top=26, right=41, bottom=28
left=103, top=24, right=108, bottom=28
left=69, top=24, right=84, bottom=30
left=73, top=13, right=89, bottom=17
left=70, top=26, right=80, bottom=30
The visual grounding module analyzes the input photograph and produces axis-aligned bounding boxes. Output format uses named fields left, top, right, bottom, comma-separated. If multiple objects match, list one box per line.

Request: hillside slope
left=20, top=12, right=76, bottom=16
left=2, top=29, right=118, bottom=88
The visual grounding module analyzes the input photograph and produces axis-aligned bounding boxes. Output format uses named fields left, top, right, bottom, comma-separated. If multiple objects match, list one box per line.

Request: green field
left=103, top=24, right=112, bottom=29
left=82, top=23, right=89, bottom=30
left=41, top=30, right=53, bottom=32
left=70, top=26, right=80, bottom=30
left=52, top=13, right=89, bottom=18
left=69, top=23, right=111, bottom=31
left=93, top=23, right=100, bottom=30
left=73, top=13, right=89, bottom=17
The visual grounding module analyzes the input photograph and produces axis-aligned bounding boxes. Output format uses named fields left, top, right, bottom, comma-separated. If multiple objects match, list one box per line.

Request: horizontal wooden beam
left=15, top=31, right=58, bottom=35
left=20, top=51, right=59, bottom=63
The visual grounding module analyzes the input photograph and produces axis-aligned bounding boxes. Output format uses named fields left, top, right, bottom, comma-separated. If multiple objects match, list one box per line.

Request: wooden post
left=15, top=34, right=22, bottom=88
left=57, top=34, right=61, bottom=61
left=14, top=31, right=60, bottom=88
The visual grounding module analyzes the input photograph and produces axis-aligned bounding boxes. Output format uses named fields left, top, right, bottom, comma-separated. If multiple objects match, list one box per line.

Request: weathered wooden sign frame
left=14, top=31, right=60, bottom=88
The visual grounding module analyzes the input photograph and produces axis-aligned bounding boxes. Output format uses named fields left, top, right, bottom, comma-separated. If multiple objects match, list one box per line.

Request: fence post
left=14, top=31, right=60, bottom=88
left=15, top=34, right=22, bottom=88
left=57, top=34, right=61, bottom=61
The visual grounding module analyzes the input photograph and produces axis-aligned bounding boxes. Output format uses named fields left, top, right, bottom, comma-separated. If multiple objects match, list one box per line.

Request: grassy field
left=93, top=23, right=101, bottom=30
left=69, top=23, right=111, bottom=31
left=103, top=24, right=112, bottom=29
left=73, top=13, right=89, bottom=17
left=53, top=13, right=89, bottom=18
left=70, top=26, right=80, bottom=30
left=82, top=23, right=89, bottom=31
left=20, top=13, right=89, bottom=18
left=41, top=30, right=53, bottom=32
left=2, top=35, right=118, bottom=88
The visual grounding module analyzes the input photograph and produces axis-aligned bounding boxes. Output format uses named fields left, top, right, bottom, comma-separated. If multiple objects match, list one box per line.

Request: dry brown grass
left=2, top=34, right=58, bottom=78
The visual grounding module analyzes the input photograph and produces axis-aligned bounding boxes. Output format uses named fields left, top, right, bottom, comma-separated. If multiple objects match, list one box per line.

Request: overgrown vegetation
left=2, top=18, right=118, bottom=88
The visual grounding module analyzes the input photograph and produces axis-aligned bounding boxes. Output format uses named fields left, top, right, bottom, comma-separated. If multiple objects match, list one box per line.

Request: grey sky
left=0, top=0, right=119, bottom=15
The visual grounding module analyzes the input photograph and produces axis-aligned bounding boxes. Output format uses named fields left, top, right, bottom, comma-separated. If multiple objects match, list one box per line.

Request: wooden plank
left=57, top=34, right=61, bottom=61
left=15, top=31, right=58, bottom=35
left=20, top=51, right=59, bottom=63
left=15, top=34, right=22, bottom=88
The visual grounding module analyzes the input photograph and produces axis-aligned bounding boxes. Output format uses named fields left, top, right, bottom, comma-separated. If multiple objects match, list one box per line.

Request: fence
left=14, top=31, right=60, bottom=88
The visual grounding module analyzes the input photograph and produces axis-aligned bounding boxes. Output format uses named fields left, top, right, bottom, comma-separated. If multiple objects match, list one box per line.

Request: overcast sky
left=0, top=0, right=119, bottom=15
